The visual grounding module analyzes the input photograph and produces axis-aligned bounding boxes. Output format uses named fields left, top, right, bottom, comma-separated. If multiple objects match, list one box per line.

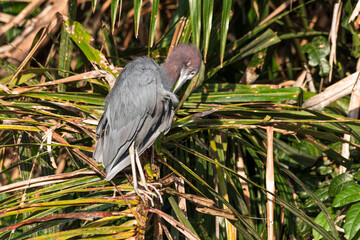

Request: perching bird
left=93, top=44, right=202, bottom=205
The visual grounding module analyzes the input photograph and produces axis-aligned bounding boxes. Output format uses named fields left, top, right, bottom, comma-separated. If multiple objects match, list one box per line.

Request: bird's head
left=163, top=44, right=202, bottom=93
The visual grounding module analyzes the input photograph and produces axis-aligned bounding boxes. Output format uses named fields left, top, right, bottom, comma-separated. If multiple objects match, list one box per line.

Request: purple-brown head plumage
left=161, top=44, right=202, bottom=92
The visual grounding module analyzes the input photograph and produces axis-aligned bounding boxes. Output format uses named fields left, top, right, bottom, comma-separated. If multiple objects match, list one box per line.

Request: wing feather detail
left=93, top=57, right=177, bottom=181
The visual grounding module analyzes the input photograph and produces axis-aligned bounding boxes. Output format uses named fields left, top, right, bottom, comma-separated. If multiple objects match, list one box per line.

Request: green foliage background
left=0, top=0, right=360, bottom=239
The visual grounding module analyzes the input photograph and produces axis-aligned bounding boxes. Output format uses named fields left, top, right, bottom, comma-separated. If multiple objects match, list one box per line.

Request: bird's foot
left=130, top=181, right=162, bottom=206
left=133, top=187, right=155, bottom=206
left=139, top=181, right=163, bottom=205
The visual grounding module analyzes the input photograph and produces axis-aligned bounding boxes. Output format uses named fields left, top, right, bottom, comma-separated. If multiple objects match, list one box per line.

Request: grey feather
left=93, top=56, right=178, bottom=181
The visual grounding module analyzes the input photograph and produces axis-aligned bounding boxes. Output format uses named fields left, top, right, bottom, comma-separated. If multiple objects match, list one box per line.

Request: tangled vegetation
left=0, top=0, right=360, bottom=239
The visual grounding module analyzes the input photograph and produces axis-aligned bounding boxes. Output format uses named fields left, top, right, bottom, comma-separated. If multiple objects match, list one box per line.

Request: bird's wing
left=103, top=87, right=178, bottom=181
left=93, top=57, right=160, bottom=178
left=137, top=91, right=178, bottom=154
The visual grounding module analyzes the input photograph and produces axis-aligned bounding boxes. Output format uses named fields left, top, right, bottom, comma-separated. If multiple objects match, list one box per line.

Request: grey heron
left=93, top=44, right=202, bottom=205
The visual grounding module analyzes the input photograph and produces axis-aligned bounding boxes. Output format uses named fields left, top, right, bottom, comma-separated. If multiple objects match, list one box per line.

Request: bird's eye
left=190, top=71, right=195, bottom=76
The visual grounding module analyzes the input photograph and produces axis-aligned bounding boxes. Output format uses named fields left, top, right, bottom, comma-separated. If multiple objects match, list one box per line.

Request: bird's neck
left=160, top=61, right=181, bottom=92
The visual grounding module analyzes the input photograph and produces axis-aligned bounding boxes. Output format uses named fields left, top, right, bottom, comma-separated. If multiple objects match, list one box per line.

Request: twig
left=302, top=71, right=360, bottom=110
left=328, top=1, right=343, bottom=83
left=149, top=208, right=200, bottom=240
left=0, top=0, right=45, bottom=35
left=0, top=171, right=97, bottom=193
left=0, top=1, right=67, bottom=77
left=266, top=126, right=275, bottom=240
left=169, top=16, right=186, bottom=56
left=340, top=59, right=360, bottom=173
left=348, top=0, right=360, bottom=23
left=260, top=0, right=298, bottom=26
left=12, top=70, right=117, bottom=94
left=236, top=144, right=251, bottom=212
left=1, top=211, right=133, bottom=233
left=294, top=70, right=307, bottom=88
left=175, top=177, right=187, bottom=216
left=304, top=64, right=316, bottom=93
left=7, top=14, right=60, bottom=86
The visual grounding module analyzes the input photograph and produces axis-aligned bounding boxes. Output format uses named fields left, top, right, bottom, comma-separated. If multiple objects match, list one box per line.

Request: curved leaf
left=301, top=36, right=330, bottom=76
left=148, top=0, right=159, bottom=48
left=202, top=0, right=214, bottom=61
left=220, top=0, right=232, bottom=66
left=63, top=19, right=117, bottom=77
left=344, top=202, right=360, bottom=240
left=133, top=0, right=143, bottom=38
left=329, top=173, right=356, bottom=197
left=333, top=185, right=360, bottom=207
left=189, top=0, right=201, bottom=47
left=312, top=207, right=335, bottom=240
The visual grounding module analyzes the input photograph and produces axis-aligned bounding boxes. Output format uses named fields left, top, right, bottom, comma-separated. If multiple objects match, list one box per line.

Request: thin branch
left=266, top=126, right=275, bottom=240
left=0, top=171, right=97, bottom=193
left=303, top=71, right=360, bottom=110
left=149, top=208, right=200, bottom=240
left=328, top=1, right=342, bottom=83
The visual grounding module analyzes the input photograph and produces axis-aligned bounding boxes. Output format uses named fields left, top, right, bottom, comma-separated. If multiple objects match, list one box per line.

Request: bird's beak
left=173, top=69, right=188, bottom=93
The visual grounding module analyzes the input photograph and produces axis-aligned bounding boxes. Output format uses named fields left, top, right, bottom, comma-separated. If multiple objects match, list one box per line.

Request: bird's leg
left=134, top=146, right=154, bottom=194
left=135, top=146, right=163, bottom=204
left=129, top=142, right=141, bottom=201
left=150, top=146, right=163, bottom=203
left=129, top=142, right=149, bottom=204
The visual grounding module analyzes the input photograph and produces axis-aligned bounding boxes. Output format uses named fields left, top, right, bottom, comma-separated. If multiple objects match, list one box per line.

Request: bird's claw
left=139, top=181, right=163, bottom=205
left=128, top=143, right=163, bottom=206
left=131, top=181, right=162, bottom=206
left=133, top=187, right=154, bottom=206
